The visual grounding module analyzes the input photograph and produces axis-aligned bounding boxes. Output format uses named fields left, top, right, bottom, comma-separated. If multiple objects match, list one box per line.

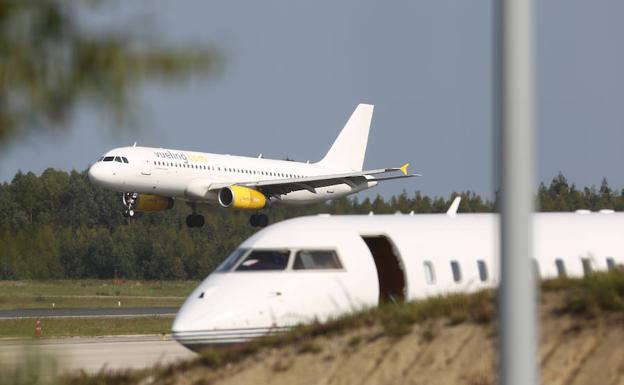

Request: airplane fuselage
left=88, top=146, right=375, bottom=205
left=86, top=104, right=413, bottom=227
left=172, top=212, right=624, bottom=347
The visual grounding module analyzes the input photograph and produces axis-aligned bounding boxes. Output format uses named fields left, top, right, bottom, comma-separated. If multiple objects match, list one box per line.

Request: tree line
left=0, top=169, right=622, bottom=280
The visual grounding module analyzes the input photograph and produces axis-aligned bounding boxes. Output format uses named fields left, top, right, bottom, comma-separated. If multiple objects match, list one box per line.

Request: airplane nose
left=88, top=162, right=104, bottom=184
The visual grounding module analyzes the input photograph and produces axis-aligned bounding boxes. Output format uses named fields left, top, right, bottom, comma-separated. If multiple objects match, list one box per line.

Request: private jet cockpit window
left=103, top=156, right=114, bottom=162
left=293, top=250, right=343, bottom=270
left=236, top=249, right=290, bottom=271
left=215, top=248, right=249, bottom=272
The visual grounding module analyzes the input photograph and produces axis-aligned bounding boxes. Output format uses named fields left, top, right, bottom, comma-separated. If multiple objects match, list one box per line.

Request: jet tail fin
left=446, top=197, right=461, bottom=218
left=317, top=104, right=373, bottom=171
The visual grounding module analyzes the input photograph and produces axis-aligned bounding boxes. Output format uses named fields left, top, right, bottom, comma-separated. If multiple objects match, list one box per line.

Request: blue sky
left=1, top=0, right=622, bottom=199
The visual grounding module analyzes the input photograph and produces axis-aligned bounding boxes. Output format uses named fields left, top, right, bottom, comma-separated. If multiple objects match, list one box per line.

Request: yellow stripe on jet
left=400, top=163, right=410, bottom=176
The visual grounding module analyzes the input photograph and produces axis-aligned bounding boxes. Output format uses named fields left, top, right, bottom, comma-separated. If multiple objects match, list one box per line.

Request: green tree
left=598, top=178, right=614, bottom=209
left=0, top=1, right=217, bottom=144
left=9, top=171, right=41, bottom=224
left=25, top=225, right=63, bottom=279
left=110, top=229, right=137, bottom=279
left=412, top=191, right=433, bottom=213
left=0, top=169, right=620, bottom=280
left=547, top=172, right=572, bottom=211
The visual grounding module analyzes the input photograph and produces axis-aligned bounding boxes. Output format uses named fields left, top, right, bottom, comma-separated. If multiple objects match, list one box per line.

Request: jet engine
left=134, top=194, right=175, bottom=212
left=218, top=186, right=267, bottom=210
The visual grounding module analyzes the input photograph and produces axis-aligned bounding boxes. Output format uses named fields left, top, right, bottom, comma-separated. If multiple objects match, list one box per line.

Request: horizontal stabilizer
left=366, top=173, right=421, bottom=183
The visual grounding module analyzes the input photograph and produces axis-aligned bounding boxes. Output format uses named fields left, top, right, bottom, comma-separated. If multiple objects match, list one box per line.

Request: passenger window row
left=152, top=160, right=305, bottom=179
left=215, top=248, right=343, bottom=272
left=554, top=256, right=617, bottom=278
left=423, top=259, right=489, bottom=285
left=423, top=256, right=618, bottom=285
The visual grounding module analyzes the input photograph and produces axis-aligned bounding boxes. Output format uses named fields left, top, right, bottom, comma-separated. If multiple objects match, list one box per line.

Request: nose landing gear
left=250, top=213, right=269, bottom=228
left=122, top=192, right=138, bottom=218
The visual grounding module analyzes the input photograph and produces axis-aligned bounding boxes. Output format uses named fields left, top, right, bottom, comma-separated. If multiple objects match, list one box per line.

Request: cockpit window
left=114, top=156, right=122, bottom=163
left=293, top=250, right=343, bottom=270
left=215, top=248, right=249, bottom=272
left=103, top=156, right=114, bottom=162
left=236, top=250, right=290, bottom=271
left=122, top=157, right=129, bottom=163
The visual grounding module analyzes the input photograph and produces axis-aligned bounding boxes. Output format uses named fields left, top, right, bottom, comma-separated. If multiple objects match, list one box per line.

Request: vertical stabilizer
left=317, top=104, right=374, bottom=171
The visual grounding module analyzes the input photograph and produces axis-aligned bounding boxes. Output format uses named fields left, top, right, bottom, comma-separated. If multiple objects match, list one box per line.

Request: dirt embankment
left=141, top=292, right=624, bottom=385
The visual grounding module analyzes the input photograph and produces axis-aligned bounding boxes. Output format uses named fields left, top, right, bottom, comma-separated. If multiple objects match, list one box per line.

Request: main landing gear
left=185, top=202, right=205, bottom=228
left=122, top=192, right=138, bottom=218
left=249, top=213, right=269, bottom=228
left=186, top=214, right=205, bottom=228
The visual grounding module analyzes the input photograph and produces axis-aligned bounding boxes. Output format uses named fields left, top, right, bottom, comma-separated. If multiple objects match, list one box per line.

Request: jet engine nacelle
left=135, top=194, right=174, bottom=212
left=218, top=186, right=267, bottom=210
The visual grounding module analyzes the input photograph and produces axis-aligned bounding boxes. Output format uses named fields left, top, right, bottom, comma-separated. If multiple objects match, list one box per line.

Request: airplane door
left=361, top=235, right=406, bottom=303
left=141, top=160, right=151, bottom=175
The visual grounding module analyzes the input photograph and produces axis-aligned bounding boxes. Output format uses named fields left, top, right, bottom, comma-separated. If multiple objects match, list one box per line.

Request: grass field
left=0, top=280, right=199, bottom=310
left=0, top=316, right=175, bottom=339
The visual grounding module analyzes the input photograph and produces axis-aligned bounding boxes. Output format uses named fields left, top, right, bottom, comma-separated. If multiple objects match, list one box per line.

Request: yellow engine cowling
left=218, top=186, right=267, bottom=210
left=135, top=194, right=174, bottom=212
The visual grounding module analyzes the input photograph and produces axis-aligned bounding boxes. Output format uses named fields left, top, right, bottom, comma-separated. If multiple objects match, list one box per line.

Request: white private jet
left=172, top=205, right=623, bottom=349
left=88, top=104, right=418, bottom=227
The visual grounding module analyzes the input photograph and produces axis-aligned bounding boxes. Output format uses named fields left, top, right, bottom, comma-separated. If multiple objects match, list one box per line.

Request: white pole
left=497, top=0, right=538, bottom=384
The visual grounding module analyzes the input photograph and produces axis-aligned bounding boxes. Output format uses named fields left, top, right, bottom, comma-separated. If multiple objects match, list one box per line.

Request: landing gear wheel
left=122, top=209, right=135, bottom=218
left=186, top=214, right=205, bottom=228
left=258, top=214, right=269, bottom=227
left=122, top=192, right=138, bottom=221
left=250, top=214, right=268, bottom=228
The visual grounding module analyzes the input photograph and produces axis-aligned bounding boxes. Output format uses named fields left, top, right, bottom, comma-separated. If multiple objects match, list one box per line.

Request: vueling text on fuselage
left=154, top=150, right=207, bottom=163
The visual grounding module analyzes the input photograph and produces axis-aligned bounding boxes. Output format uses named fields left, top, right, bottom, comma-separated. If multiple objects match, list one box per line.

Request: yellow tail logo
left=400, top=163, right=410, bottom=176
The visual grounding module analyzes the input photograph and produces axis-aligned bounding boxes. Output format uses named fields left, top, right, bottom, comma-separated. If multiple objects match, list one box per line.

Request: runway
left=0, top=307, right=179, bottom=319
left=0, top=335, right=196, bottom=373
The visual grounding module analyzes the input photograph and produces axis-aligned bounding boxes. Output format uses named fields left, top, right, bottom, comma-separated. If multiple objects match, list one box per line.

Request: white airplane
left=171, top=204, right=623, bottom=349
left=88, top=104, right=417, bottom=227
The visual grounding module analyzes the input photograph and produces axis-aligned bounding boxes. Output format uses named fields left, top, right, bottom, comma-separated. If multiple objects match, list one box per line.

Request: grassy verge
left=12, top=270, right=624, bottom=385
left=542, top=268, right=624, bottom=315
left=168, top=290, right=496, bottom=373
left=0, top=280, right=198, bottom=310
left=0, top=316, right=174, bottom=339
left=162, top=270, right=624, bottom=373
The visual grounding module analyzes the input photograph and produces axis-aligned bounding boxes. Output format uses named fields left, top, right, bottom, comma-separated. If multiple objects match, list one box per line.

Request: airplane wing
left=207, top=164, right=420, bottom=198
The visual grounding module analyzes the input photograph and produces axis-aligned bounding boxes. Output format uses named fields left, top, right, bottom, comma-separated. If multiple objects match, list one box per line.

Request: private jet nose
left=172, top=284, right=282, bottom=350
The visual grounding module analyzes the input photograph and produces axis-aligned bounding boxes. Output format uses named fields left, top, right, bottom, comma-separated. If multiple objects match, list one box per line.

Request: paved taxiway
left=0, top=335, right=196, bottom=372
left=0, top=307, right=178, bottom=319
